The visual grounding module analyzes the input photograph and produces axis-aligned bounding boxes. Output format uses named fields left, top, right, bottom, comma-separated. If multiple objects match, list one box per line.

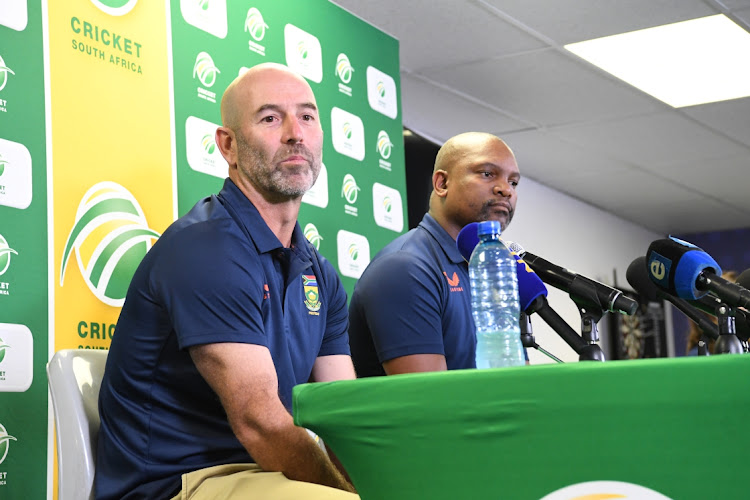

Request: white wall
left=502, top=178, right=667, bottom=364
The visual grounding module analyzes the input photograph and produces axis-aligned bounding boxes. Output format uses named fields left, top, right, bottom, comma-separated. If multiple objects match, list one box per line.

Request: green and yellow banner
left=49, top=0, right=173, bottom=352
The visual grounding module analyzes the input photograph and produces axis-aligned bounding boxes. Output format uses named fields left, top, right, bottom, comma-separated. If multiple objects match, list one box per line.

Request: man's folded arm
left=189, top=342, right=355, bottom=492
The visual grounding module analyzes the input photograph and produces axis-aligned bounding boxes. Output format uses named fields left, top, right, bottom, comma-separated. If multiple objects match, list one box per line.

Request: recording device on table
left=642, top=236, right=750, bottom=354
left=457, top=223, right=639, bottom=362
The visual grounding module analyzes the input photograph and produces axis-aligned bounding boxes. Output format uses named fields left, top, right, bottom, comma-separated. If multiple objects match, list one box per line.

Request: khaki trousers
left=169, top=463, right=360, bottom=500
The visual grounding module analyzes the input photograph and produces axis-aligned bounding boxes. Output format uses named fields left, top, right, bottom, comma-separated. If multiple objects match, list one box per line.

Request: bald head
left=433, top=132, right=513, bottom=176
left=220, top=63, right=314, bottom=132
left=213, top=62, right=324, bottom=206
left=429, top=132, right=520, bottom=238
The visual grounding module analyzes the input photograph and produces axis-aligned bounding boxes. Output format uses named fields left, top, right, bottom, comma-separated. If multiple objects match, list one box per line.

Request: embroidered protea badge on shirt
left=302, top=275, right=321, bottom=314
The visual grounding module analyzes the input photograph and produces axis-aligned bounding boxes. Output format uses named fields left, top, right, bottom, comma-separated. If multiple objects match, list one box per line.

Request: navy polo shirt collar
left=218, top=178, right=311, bottom=260
left=419, top=213, right=465, bottom=265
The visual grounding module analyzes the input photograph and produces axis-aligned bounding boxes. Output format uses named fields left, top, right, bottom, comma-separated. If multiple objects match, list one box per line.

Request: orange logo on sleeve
left=443, top=271, right=464, bottom=292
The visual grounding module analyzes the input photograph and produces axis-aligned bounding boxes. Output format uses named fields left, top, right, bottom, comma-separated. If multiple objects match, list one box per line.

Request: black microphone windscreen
left=626, top=256, right=660, bottom=302
left=736, top=268, right=750, bottom=291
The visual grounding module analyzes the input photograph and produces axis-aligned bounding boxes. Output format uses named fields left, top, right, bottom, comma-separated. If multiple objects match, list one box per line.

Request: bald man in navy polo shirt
left=96, top=63, right=358, bottom=500
left=349, top=132, right=521, bottom=376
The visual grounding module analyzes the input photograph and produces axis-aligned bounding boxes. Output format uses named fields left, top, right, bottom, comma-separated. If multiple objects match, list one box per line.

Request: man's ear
left=433, top=169, right=449, bottom=198
left=215, top=127, right=237, bottom=167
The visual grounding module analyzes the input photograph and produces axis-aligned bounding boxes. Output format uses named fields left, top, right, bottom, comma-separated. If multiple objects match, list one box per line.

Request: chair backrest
left=47, top=349, right=108, bottom=500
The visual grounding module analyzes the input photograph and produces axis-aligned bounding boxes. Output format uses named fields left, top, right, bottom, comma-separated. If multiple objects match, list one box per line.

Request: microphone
left=515, top=255, right=605, bottom=361
left=626, top=256, right=718, bottom=340
left=507, top=241, right=638, bottom=316
left=629, top=256, right=743, bottom=354
left=647, top=237, right=750, bottom=309
left=736, top=268, right=750, bottom=291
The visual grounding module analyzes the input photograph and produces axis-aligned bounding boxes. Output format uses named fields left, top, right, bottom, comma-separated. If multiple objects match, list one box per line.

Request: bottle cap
left=476, top=220, right=501, bottom=237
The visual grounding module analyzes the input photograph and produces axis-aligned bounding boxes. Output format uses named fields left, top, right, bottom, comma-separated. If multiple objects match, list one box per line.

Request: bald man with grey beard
left=96, top=63, right=359, bottom=500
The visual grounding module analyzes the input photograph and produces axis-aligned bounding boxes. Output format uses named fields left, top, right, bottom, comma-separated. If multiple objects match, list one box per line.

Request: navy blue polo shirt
left=349, top=213, right=477, bottom=376
left=96, top=178, right=350, bottom=500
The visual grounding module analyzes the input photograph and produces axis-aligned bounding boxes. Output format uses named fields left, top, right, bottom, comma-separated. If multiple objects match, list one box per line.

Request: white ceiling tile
left=725, top=1, right=750, bottom=10
left=735, top=9, right=750, bottom=26
left=550, top=170, right=699, bottom=212
left=419, top=49, right=663, bottom=126
left=480, top=0, right=717, bottom=44
left=614, top=196, right=750, bottom=234
left=330, top=0, right=545, bottom=70
left=400, top=74, right=529, bottom=143
left=554, top=111, right=750, bottom=167
left=500, top=129, right=632, bottom=183
left=646, top=155, right=750, bottom=212
left=682, top=97, right=750, bottom=148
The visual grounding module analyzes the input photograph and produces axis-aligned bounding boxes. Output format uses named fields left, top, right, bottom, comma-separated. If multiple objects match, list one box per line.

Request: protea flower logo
left=377, top=130, right=393, bottom=160
left=348, top=244, right=359, bottom=261
left=0, top=153, right=7, bottom=176
left=382, top=197, right=392, bottom=213
left=0, top=234, right=17, bottom=277
left=331, top=107, right=365, bottom=161
left=336, top=230, right=370, bottom=279
left=244, top=7, right=268, bottom=42
left=304, top=223, right=323, bottom=250
left=193, top=51, right=220, bottom=88
left=341, top=174, right=360, bottom=204
left=198, top=0, right=209, bottom=10
left=0, top=423, right=16, bottom=466
left=60, top=182, right=161, bottom=307
left=0, top=55, right=15, bottom=92
left=90, top=0, right=139, bottom=16
left=377, top=81, right=386, bottom=98
left=297, top=41, right=309, bottom=60
left=336, top=53, right=353, bottom=84
left=201, top=134, right=216, bottom=154
left=0, top=337, right=7, bottom=364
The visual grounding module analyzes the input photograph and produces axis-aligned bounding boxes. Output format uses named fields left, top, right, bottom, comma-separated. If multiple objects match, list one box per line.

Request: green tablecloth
left=293, top=355, right=749, bottom=499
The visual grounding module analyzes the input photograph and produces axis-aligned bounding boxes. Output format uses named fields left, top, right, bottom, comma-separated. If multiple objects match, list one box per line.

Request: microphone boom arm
left=528, top=296, right=605, bottom=362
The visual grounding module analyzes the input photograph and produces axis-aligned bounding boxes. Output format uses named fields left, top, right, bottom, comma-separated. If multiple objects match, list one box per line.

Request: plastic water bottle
left=469, top=220, right=525, bottom=368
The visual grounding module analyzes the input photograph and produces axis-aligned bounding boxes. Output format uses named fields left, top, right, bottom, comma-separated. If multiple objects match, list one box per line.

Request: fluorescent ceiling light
left=565, top=14, right=750, bottom=108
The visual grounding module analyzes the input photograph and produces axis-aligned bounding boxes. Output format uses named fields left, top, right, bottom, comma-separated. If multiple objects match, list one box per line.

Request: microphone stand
left=697, top=338, right=709, bottom=356
left=714, top=304, right=743, bottom=354
left=527, top=296, right=605, bottom=361
left=579, top=307, right=603, bottom=354
left=519, top=312, right=563, bottom=363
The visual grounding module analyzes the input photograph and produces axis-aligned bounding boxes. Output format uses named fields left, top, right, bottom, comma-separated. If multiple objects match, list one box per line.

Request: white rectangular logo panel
left=302, top=162, right=328, bottom=208
left=0, top=0, right=27, bottom=31
left=284, top=24, right=322, bottom=83
left=330, top=107, right=365, bottom=161
left=336, top=230, right=370, bottom=279
left=366, top=66, right=398, bottom=119
left=372, top=182, right=404, bottom=232
left=180, top=0, right=227, bottom=38
left=0, top=137, right=32, bottom=210
left=0, top=323, right=33, bottom=392
left=185, top=116, right=227, bottom=179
